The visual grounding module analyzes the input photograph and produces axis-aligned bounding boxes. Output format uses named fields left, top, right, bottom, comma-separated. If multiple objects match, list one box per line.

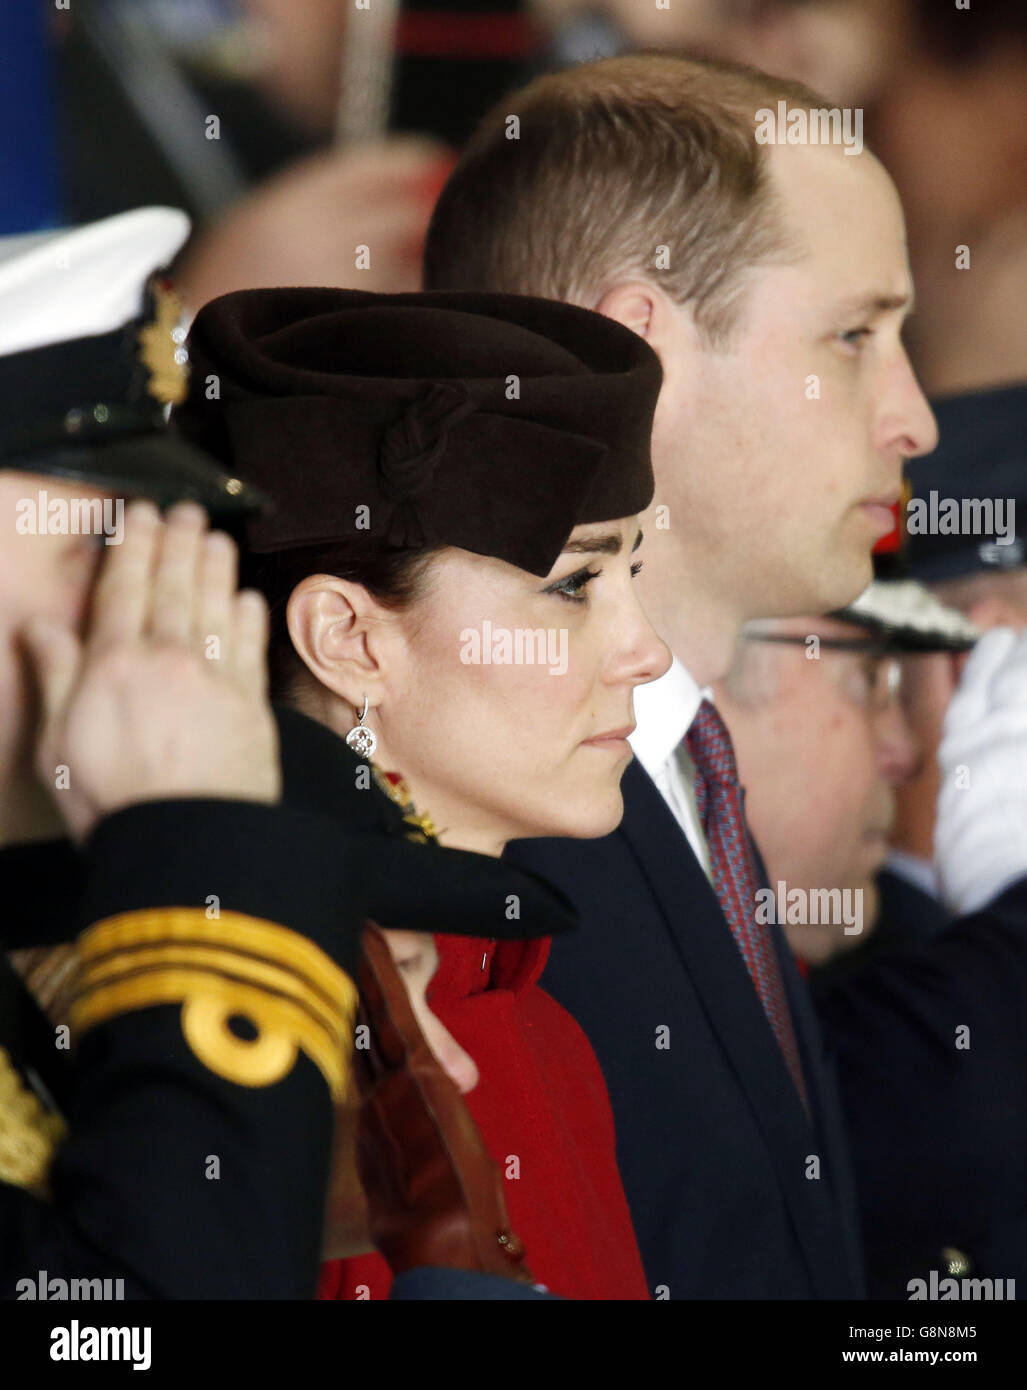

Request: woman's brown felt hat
left=173, top=288, right=663, bottom=576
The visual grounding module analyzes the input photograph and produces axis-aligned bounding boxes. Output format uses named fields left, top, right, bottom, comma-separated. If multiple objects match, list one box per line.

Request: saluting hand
left=21, top=500, right=279, bottom=844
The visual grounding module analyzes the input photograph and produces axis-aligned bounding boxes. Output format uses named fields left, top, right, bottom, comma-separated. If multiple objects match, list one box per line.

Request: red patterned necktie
left=685, top=699, right=810, bottom=1111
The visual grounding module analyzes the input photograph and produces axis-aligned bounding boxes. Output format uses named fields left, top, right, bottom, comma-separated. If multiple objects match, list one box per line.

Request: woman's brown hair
left=240, top=544, right=442, bottom=701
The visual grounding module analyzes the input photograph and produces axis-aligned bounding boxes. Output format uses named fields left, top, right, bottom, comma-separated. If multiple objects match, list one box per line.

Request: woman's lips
left=581, top=726, right=635, bottom=751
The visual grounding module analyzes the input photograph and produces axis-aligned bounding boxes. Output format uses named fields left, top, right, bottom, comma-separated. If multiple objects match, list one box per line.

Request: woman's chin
left=527, top=787, right=626, bottom=842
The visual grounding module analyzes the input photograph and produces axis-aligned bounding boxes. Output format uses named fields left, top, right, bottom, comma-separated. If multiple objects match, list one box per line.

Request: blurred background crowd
left=2, top=0, right=1024, bottom=399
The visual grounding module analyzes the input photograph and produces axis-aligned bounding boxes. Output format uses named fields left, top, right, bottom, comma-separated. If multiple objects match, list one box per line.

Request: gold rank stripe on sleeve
left=0, top=1047, right=66, bottom=1197
left=68, top=909, right=359, bottom=1101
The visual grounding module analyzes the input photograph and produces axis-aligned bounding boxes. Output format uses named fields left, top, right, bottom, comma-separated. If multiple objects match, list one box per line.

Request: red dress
left=318, top=931, right=650, bottom=1300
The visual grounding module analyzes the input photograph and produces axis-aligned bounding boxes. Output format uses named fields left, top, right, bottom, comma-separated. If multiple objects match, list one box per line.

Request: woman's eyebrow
left=561, top=528, right=644, bottom=557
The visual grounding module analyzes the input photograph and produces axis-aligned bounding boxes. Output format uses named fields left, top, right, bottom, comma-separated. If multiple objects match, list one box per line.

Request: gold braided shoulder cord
left=0, top=1048, right=65, bottom=1197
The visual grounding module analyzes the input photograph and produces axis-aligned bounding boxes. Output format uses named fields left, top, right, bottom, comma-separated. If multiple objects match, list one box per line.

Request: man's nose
left=874, top=698, right=921, bottom=785
left=879, top=349, right=939, bottom=461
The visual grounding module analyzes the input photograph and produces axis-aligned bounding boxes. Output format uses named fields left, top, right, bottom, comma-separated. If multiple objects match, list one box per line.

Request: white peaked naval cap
left=840, top=579, right=981, bottom=652
left=0, top=207, right=266, bottom=519
left=0, top=207, right=191, bottom=358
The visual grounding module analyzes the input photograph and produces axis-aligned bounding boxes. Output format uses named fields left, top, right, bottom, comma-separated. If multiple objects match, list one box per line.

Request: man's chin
left=745, top=541, right=873, bottom=622
left=813, top=543, right=875, bottom=615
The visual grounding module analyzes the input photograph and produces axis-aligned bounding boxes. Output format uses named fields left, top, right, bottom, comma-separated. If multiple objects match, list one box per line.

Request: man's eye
left=842, top=657, right=879, bottom=706
left=544, top=566, right=601, bottom=604
left=839, top=327, right=873, bottom=349
left=395, top=957, right=421, bottom=976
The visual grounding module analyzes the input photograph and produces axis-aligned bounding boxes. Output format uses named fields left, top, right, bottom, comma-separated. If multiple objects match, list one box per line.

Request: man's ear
left=595, top=282, right=657, bottom=340
left=595, top=279, right=699, bottom=372
left=286, top=574, right=390, bottom=706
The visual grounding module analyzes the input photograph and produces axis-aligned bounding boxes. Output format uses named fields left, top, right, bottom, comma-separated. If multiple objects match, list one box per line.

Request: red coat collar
left=430, top=932, right=550, bottom=1003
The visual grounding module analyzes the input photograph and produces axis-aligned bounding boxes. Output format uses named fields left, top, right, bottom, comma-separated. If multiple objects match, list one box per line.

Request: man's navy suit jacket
left=507, top=756, right=866, bottom=1299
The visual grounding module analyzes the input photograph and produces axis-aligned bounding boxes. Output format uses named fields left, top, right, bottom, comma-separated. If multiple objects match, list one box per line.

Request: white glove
left=934, top=627, right=1027, bottom=915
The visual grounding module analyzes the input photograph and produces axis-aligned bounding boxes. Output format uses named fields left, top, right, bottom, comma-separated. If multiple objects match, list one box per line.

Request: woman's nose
left=623, top=599, right=672, bottom=689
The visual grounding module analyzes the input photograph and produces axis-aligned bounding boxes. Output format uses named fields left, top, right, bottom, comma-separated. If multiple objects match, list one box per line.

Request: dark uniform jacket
left=1, top=795, right=365, bottom=1300
left=2, top=708, right=563, bottom=1301
left=812, top=870, right=1027, bottom=1298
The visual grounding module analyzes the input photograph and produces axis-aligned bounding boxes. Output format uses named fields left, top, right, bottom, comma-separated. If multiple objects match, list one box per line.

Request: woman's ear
left=286, top=574, right=389, bottom=705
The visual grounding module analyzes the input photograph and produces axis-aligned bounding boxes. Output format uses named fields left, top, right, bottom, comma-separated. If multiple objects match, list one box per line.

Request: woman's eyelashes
left=546, top=565, right=601, bottom=603
left=544, top=560, right=644, bottom=605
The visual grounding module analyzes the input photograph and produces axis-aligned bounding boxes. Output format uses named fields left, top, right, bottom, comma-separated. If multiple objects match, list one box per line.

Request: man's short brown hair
left=424, top=53, right=829, bottom=346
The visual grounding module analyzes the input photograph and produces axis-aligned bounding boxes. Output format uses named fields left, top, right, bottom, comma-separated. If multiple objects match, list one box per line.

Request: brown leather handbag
left=353, top=923, right=534, bottom=1284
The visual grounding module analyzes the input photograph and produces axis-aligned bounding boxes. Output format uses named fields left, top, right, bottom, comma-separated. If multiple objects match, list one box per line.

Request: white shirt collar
left=629, top=654, right=710, bottom=779
left=884, top=849, right=938, bottom=900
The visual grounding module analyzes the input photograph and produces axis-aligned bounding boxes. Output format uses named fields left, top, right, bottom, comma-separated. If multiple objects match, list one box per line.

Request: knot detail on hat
left=378, top=383, right=476, bottom=549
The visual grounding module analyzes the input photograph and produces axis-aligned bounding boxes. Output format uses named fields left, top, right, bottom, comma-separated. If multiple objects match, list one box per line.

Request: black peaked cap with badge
left=172, top=287, right=663, bottom=576
left=0, top=207, right=266, bottom=521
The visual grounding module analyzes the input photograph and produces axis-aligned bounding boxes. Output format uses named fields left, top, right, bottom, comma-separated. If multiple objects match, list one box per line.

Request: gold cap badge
left=138, top=275, right=189, bottom=407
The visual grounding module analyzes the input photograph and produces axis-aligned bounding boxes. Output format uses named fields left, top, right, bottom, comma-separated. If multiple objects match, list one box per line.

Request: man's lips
left=859, top=494, right=901, bottom=535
